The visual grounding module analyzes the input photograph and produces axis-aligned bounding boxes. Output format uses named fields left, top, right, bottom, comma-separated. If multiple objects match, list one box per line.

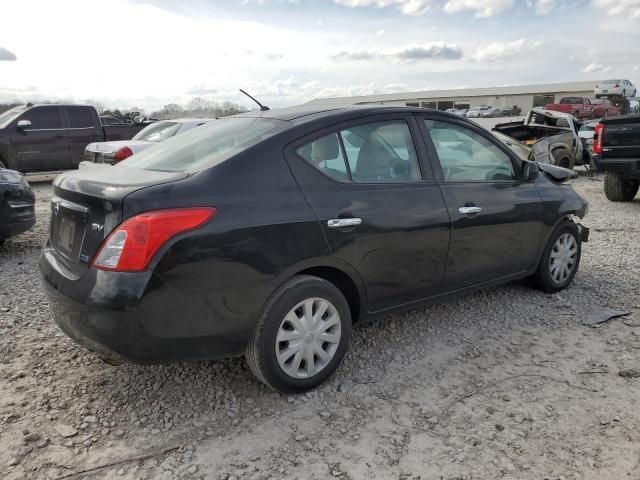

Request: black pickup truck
left=592, top=114, right=640, bottom=202
left=0, top=104, right=148, bottom=173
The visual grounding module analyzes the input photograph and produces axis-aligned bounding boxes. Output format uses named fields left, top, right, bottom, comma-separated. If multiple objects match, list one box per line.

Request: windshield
left=133, top=121, right=181, bottom=142
left=119, top=117, right=285, bottom=173
left=0, top=106, right=27, bottom=128
left=580, top=124, right=596, bottom=132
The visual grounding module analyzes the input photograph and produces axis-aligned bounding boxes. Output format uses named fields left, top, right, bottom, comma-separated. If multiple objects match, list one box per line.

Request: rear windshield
left=119, top=117, right=284, bottom=173
left=133, top=121, right=181, bottom=142
left=560, top=97, right=582, bottom=104
left=601, top=80, right=621, bottom=84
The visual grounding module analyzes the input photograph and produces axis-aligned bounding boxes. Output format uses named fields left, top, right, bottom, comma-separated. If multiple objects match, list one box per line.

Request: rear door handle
left=327, top=218, right=362, bottom=228
left=458, top=206, right=482, bottom=214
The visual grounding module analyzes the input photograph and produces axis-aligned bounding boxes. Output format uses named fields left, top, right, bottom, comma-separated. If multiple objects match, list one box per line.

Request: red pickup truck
left=544, top=97, right=595, bottom=119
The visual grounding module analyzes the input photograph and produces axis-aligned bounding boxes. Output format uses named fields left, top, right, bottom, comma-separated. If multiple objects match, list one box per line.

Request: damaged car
left=493, top=108, right=586, bottom=169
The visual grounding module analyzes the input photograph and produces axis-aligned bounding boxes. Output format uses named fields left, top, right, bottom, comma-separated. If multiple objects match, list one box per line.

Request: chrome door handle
left=327, top=218, right=362, bottom=228
left=458, top=206, right=482, bottom=214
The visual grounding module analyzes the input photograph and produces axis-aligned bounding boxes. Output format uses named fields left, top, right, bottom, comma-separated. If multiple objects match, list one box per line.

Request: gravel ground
left=1, top=174, right=639, bottom=480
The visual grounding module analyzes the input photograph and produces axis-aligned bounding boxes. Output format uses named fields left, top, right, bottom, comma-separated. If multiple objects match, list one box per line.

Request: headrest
left=311, top=135, right=339, bottom=161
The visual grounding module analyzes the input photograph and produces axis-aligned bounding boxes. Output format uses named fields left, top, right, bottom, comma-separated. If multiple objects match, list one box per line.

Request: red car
left=590, top=99, right=620, bottom=118
left=545, top=97, right=594, bottom=119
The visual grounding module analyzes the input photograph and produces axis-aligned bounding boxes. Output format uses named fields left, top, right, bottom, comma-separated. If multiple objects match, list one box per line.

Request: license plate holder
left=57, top=216, right=78, bottom=257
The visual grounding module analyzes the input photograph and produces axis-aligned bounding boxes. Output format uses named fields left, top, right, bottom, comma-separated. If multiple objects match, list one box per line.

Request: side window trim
left=416, top=114, right=523, bottom=183
left=288, top=114, right=433, bottom=185
left=62, top=106, right=98, bottom=130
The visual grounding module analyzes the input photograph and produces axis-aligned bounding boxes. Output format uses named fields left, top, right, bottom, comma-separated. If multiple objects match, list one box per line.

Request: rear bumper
left=591, top=156, right=640, bottom=177
left=39, top=245, right=250, bottom=364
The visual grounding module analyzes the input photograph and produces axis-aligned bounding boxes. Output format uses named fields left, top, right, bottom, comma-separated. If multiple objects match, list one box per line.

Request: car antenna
left=239, top=89, right=270, bottom=111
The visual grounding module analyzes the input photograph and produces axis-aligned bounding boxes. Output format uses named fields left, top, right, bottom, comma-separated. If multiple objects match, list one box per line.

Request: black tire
left=603, top=173, right=640, bottom=202
left=533, top=220, right=581, bottom=293
left=245, top=275, right=352, bottom=393
left=552, top=148, right=574, bottom=170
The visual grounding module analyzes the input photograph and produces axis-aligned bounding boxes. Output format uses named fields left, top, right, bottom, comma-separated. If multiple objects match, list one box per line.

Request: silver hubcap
left=276, top=298, right=341, bottom=379
left=549, top=233, right=578, bottom=284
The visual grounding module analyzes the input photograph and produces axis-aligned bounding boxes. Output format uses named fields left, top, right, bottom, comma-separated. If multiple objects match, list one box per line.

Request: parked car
left=40, top=106, right=589, bottom=393
left=589, top=99, right=620, bottom=118
left=465, top=106, right=490, bottom=118
left=444, top=108, right=466, bottom=116
left=480, top=107, right=502, bottom=118
left=595, top=79, right=637, bottom=99
left=81, top=118, right=214, bottom=166
left=0, top=168, right=35, bottom=246
left=591, top=114, right=640, bottom=202
left=491, top=130, right=536, bottom=161
left=501, top=105, right=522, bottom=117
left=100, top=115, right=130, bottom=126
left=544, top=97, right=594, bottom=119
left=0, top=104, right=148, bottom=173
left=493, top=108, right=585, bottom=169
left=578, top=121, right=598, bottom=151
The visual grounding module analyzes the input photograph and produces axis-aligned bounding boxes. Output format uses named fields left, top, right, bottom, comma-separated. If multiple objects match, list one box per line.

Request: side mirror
left=522, top=161, right=539, bottom=182
left=17, top=120, right=32, bottom=131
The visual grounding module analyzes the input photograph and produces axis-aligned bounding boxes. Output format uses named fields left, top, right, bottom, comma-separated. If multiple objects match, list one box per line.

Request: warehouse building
left=304, top=80, right=600, bottom=112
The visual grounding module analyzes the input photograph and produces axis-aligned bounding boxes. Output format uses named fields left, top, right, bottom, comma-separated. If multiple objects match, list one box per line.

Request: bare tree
left=85, top=99, right=106, bottom=114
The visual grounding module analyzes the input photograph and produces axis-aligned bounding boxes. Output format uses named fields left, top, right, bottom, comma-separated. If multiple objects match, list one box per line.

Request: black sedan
left=40, top=106, right=588, bottom=393
left=0, top=169, right=35, bottom=245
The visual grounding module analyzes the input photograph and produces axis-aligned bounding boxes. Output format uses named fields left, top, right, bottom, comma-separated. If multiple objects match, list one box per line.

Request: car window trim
left=13, top=106, right=65, bottom=131
left=415, top=113, right=524, bottom=184
left=286, top=113, right=434, bottom=185
left=62, top=106, right=98, bottom=130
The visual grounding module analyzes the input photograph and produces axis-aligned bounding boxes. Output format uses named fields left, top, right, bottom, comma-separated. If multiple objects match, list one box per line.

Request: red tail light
left=91, top=207, right=216, bottom=272
left=593, top=123, right=605, bottom=155
left=614, top=84, right=620, bottom=88
left=113, top=146, right=133, bottom=163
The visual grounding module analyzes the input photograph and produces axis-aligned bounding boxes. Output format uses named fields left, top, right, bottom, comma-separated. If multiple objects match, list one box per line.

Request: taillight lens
left=91, top=207, right=216, bottom=272
left=113, top=146, right=133, bottom=163
left=593, top=123, right=605, bottom=154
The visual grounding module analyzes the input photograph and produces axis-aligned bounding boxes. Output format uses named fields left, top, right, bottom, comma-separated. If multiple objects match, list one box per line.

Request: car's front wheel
left=246, top=275, right=351, bottom=393
left=533, top=220, right=581, bottom=293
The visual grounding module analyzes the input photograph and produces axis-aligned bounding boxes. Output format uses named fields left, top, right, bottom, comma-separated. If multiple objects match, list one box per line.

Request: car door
left=62, top=106, right=102, bottom=168
left=285, top=115, right=451, bottom=312
left=418, top=114, right=544, bottom=291
left=9, top=106, right=68, bottom=172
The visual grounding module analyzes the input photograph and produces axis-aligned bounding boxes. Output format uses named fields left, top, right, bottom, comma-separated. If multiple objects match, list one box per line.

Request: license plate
left=602, top=90, right=608, bottom=93
left=57, top=216, right=77, bottom=255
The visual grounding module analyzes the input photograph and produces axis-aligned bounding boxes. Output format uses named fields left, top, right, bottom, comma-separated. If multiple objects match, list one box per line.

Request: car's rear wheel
left=604, top=173, right=640, bottom=202
left=245, top=275, right=351, bottom=393
left=552, top=148, right=574, bottom=170
left=533, top=220, right=581, bottom=293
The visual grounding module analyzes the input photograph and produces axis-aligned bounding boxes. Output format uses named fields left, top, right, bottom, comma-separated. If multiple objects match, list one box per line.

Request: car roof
left=156, top=117, right=215, bottom=124
left=233, top=105, right=460, bottom=125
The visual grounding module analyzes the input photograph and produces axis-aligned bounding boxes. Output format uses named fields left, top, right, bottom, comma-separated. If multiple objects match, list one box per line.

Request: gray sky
left=0, top=0, right=638, bottom=111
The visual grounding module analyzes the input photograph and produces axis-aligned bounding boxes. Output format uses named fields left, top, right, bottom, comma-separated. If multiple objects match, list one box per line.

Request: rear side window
left=295, top=133, right=348, bottom=181
left=296, top=120, right=421, bottom=183
left=424, top=119, right=516, bottom=182
left=67, top=107, right=95, bottom=128
left=20, top=107, right=62, bottom=130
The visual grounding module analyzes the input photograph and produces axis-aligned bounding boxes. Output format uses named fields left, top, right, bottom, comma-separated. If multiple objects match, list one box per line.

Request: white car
left=444, top=108, right=466, bottom=116
left=465, top=106, right=490, bottom=118
left=81, top=118, right=214, bottom=167
left=595, top=79, right=636, bottom=99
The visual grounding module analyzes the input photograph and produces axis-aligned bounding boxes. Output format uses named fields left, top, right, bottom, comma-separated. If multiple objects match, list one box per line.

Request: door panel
left=286, top=115, right=451, bottom=312
left=63, top=106, right=102, bottom=168
left=9, top=106, right=68, bottom=172
left=419, top=115, right=544, bottom=291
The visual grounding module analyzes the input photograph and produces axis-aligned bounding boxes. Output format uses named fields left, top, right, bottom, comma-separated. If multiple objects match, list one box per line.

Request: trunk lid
left=49, top=166, right=188, bottom=273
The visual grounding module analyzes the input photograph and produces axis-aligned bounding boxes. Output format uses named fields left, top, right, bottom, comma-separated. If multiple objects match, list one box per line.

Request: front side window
left=67, top=107, right=94, bottom=128
left=424, top=119, right=517, bottom=182
left=339, top=120, right=421, bottom=182
left=19, top=107, right=62, bottom=130
left=295, top=133, right=348, bottom=181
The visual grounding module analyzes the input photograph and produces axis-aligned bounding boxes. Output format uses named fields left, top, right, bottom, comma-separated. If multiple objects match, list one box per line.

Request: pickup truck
left=545, top=97, right=594, bottom=120
left=493, top=108, right=585, bottom=169
left=0, top=104, right=149, bottom=173
left=591, top=114, right=640, bottom=202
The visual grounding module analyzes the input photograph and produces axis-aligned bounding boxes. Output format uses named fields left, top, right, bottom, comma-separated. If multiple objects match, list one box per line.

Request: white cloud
left=443, top=0, right=513, bottom=17
left=581, top=63, right=612, bottom=73
left=532, top=0, right=554, bottom=14
left=333, top=0, right=432, bottom=15
left=333, top=42, right=463, bottom=62
left=592, top=0, right=640, bottom=18
left=471, top=38, right=541, bottom=63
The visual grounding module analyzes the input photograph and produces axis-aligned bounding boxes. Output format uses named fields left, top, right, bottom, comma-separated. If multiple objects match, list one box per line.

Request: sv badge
left=91, top=223, right=104, bottom=232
